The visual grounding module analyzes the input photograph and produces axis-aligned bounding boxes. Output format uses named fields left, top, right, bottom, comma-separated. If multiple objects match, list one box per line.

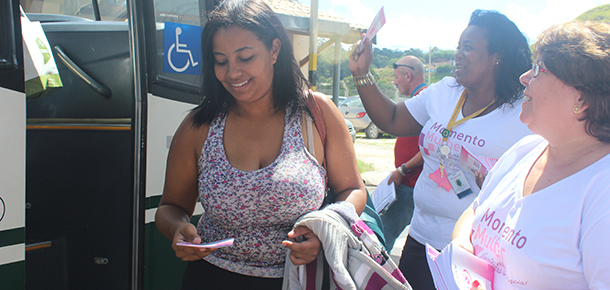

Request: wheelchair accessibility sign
left=163, top=22, right=202, bottom=75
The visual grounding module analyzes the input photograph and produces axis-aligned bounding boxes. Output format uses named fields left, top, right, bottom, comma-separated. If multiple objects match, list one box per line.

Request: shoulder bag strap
left=304, top=90, right=329, bottom=190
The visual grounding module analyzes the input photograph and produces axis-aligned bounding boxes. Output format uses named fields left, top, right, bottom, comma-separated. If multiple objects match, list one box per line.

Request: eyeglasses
left=393, top=63, right=415, bottom=70
left=532, top=62, right=551, bottom=77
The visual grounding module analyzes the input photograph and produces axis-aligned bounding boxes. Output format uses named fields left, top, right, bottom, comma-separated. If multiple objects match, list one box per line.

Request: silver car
left=340, top=96, right=382, bottom=139
left=345, top=119, right=356, bottom=143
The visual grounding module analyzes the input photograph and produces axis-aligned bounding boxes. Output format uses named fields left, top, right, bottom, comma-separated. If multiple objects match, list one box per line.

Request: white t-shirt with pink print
left=405, top=76, right=531, bottom=250
left=471, top=135, right=610, bottom=290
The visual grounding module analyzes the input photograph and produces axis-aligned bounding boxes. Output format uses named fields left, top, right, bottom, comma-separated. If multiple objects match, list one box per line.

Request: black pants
left=181, top=259, right=283, bottom=290
left=398, top=236, right=436, bottom=290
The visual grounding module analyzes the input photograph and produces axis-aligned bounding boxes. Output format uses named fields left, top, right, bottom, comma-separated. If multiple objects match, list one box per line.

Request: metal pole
left=332, top=37, right=341, bottom=105
left=91, top=0, right=101, bottom=21
left=309, top=0, right=318, bottom=91
left=428, top=42, right=432, bottom=85
left=127, top=0, right=146, bottom=288
left=342, top=80, right=349, bottom=99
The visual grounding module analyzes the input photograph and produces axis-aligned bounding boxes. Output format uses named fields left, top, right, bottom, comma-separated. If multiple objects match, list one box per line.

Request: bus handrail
left=53, top=45, right=112, bottom=98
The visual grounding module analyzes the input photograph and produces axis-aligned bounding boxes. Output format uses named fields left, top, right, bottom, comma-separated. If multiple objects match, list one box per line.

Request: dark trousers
left=380, top=183, right=415, bottom=250
left=181, top=259, right=283, bottom=290
left=398, top=235, right=436, bottom=290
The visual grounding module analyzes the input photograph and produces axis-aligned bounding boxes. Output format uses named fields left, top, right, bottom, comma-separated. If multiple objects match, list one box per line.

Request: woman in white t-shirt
left=453, top=22, right=610, bottom=289
left=350, top=10, right=532, bottom=290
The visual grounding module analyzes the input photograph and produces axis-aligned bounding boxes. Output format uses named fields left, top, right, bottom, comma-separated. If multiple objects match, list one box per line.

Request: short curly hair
left=535, top=22, right=610, bottom=143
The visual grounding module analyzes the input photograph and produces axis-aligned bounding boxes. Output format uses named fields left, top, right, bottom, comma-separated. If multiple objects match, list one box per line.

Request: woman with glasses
left=453, top=21, right=610, bottom=289
left=350, top=10, right=532, bottom=289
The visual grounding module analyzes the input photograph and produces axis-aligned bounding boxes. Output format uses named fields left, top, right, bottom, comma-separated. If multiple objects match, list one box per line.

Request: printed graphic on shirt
left=421, top=122, right=489, bottom=158
left=473, top=207, right=529, bottom=287
left=420, top=122, right=490, bottom=193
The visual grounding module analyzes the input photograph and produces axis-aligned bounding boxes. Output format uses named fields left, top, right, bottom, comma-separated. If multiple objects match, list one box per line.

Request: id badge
left=448, top=169, right=473, bottom=199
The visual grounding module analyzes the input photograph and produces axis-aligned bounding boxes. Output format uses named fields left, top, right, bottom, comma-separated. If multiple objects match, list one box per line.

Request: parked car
left=345, top=119, right=356, bottom=143
left=327, top=95, right=347, bottom=106
left=340, top=96, right=383, bottom=139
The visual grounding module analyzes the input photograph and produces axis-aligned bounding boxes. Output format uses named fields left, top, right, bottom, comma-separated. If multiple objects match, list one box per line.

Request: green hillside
left=576, top=4, right=610, bottom=22
left=529, top=4, right=609, bottom=55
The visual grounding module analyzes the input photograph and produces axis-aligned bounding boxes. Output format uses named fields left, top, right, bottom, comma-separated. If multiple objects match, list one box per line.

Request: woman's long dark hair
left=468, top=10, right=532, bottom=106
left=191, top=0, right=310, bottom=127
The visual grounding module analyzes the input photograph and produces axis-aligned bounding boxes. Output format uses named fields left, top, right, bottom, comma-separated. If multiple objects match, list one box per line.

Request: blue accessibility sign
left=163, top=22, right=202, bottom=75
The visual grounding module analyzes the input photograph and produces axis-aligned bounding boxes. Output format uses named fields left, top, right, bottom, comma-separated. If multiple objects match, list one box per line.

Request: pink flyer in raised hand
left=359, top=7, right=386, bottom=50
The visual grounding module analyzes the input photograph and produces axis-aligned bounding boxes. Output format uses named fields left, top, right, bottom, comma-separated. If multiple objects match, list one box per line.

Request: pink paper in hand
left=359, top=7, right=386, bottom=51
left=176, top=238, right=235, bottom=248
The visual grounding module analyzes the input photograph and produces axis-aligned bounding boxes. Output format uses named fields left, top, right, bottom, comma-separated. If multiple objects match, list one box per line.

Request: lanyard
left=411, top=83, right=427, bottom=98
left=439, top=90, right=495, bottom=172
left=442, top=90, right=495, bottom=142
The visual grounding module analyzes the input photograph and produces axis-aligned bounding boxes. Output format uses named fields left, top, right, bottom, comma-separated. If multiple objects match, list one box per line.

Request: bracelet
left=353, top=72, right=375, bottom=89
left=397, top=165, right=405, bottom=176
left=397, top=163, right=410, bottom=176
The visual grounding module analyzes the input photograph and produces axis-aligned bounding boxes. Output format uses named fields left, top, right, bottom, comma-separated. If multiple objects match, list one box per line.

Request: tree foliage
left=313, top=43, right=456, bottom=97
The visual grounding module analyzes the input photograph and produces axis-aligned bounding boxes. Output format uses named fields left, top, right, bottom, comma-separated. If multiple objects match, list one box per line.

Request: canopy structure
left=264, top=0, right=365, bottom=44
left=264, top=0, right=367, bottom=99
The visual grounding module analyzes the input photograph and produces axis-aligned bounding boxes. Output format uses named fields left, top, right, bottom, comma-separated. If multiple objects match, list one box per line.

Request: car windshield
left=342, top=97, right=363, bottom=107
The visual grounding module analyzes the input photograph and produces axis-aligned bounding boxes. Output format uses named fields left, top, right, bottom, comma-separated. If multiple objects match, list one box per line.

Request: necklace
left=438, top=90, right=495, bottom=176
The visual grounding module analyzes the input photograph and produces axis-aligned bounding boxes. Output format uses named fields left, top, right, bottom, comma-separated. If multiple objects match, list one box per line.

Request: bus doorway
left=12, top=0, right=213, bottom=289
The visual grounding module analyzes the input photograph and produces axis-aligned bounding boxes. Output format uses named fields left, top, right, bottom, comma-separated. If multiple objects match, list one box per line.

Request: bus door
left=132, top=0, right=216, bottom=289
left=23, top=1, right=134, bottom=288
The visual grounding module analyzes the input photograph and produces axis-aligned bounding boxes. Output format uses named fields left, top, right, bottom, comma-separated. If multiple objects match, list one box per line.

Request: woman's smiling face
left=454, top=25, right=499, bottom=90
left=519, top=60, right=583, bottom=136
left=212, top=25, right=280, bottom=104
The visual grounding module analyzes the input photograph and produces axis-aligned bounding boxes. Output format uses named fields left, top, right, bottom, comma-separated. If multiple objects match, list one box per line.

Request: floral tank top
left=197, top=107, right=326, bottom=277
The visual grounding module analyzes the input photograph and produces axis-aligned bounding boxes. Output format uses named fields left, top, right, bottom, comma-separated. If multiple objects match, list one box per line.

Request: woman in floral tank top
left=154, top=1, right=366, bottom=289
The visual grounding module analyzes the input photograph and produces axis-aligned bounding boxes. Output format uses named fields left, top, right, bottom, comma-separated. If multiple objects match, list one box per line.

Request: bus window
left=0, top=0, right=23, bottom=92
left=21, top=0, right=128, bottom=21
left=145, top=0, right=216, bottom=103
left=0, top=0, right=18, bottom=71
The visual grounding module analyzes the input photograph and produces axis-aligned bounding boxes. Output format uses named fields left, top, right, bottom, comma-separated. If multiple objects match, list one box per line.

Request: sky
left=300, top=0, right=608, bottom=51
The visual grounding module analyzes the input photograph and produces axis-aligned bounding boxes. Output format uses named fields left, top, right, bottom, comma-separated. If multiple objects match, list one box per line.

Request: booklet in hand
left=371, top=174, right=396, bottom=214
left=459, top=146, right=498, bottom=178
left=176, top=238, right=235, bottom=248
left=426, top=242, right=494, bottom=290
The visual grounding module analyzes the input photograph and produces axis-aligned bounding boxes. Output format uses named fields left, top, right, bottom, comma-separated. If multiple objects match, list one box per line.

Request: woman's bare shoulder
left=173, top=109, right=210, bottom=157
left=311, top=91, right=334, bottom=110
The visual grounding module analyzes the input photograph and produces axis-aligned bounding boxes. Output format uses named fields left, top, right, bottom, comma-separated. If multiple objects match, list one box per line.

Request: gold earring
left=573, top=105, right=581, bottom=114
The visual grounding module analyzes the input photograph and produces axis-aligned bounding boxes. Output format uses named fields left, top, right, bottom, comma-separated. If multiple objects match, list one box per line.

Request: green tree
left=436, top=64, right=455, bottom=74
left=373, top=55, right=390, bottom=68
left=313, top=43, right=460, bottom=95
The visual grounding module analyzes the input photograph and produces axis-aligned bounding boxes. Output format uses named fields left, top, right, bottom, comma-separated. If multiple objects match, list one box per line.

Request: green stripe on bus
left=145, top=196, right=162, bottom=210
left=0, top=228, right=25, bottom=248
left=0, top=261, right=25, bottom=289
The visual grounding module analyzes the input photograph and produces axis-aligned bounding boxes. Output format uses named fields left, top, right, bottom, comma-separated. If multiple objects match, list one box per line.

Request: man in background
left=382, top=56, right=427, bottom=251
